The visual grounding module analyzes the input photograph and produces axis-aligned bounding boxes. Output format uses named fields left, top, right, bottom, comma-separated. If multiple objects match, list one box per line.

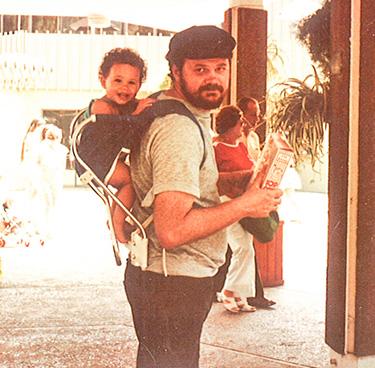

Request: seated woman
left=213, top=105, right=256, bottom=313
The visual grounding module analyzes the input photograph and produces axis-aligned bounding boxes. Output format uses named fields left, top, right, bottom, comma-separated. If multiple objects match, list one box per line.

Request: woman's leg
left=223, top=222, right=256, bottom=298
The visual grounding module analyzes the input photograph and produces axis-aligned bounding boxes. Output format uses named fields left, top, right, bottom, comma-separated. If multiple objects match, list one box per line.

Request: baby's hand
left=132, top=98, right=156, bottom=115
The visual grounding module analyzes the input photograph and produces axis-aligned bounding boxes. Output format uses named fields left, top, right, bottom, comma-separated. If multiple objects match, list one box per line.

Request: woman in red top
left=213, top=105, right=257, bottom=313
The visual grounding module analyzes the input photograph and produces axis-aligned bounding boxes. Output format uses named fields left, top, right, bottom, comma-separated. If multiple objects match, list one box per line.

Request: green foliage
left=267, top=67, right=328, bottom=167
left=267, top=1, right=332, bottom=167
left=295, top=0, right=331, bottom=79
left=159, top=74, right=172, bottom=90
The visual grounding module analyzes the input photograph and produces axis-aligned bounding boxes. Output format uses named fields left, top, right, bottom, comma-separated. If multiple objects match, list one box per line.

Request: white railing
left=0, top=31, right=172, bottom=93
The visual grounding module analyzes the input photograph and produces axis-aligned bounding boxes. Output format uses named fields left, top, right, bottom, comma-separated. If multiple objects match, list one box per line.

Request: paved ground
left=0, top=187, right=330, bottom=368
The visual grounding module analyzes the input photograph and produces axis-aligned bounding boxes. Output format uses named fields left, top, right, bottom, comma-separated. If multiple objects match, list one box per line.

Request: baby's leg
left=112, top=184, right=135, bottom=243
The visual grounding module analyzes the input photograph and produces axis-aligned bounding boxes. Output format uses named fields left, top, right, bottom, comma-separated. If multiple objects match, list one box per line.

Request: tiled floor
left=0, top=187, right=330, bottom=367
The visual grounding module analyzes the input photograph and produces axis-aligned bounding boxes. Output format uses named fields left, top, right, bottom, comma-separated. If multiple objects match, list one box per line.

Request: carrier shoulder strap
left=145, top=97, right=207, bottom=169
left=138, top=99, right=209, bottom=230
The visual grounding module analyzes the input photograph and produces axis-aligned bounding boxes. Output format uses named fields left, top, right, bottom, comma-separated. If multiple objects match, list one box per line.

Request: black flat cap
left=166, top=25, right=236, bottom=65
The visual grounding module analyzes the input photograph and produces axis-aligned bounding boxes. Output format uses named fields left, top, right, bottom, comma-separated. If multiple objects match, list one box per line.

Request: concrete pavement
left=0, top=188, right=330, bottom=368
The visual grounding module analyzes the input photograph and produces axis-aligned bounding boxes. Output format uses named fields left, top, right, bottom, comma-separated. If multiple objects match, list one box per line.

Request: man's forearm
left=154, top=193, right=249, bottom=249
left=154, top=183, right=282, bottom=249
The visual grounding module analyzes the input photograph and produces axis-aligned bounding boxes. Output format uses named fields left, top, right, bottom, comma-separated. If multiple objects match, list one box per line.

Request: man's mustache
left=199, top=84, right=224, bottom=93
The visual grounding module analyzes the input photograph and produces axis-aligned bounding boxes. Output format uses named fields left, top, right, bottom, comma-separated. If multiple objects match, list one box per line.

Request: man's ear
left=171, top=64, right=181, bottom=83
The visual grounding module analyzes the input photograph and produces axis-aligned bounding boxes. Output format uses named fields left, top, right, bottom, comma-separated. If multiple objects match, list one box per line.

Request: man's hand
left=240, top=172, right=283, bottom=218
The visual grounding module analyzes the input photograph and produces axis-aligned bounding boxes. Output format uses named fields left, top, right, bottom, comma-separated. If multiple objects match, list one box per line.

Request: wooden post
left=326, top=0, right=351, bottom=355
left=328, top=0, right=375, bottom=365
left=223, top=0, right=268, bottom=142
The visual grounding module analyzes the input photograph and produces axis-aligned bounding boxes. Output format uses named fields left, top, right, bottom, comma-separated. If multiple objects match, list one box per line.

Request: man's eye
left=194, top=67, right=206, bottom=73
left=114, top=79, right=122, bottom=83
left=216, top=66, right=228, bottom=73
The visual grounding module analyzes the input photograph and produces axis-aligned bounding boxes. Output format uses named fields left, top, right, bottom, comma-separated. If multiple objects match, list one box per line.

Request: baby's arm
left=132, top=98, right=155, bottom=115
left=90, top=99, right=117, bottom=114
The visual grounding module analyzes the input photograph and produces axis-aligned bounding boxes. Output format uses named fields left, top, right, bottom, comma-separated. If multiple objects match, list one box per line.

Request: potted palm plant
left=267, top=67, right=328, bottom=167
left=266, top=0, right=331, bottom=168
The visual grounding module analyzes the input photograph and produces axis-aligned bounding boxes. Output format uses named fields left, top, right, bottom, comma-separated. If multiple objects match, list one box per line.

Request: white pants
left=223, top=221, right=256, bottom=298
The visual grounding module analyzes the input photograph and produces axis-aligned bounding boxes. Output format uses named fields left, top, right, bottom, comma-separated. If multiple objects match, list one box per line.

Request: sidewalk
left=0, top=187, right=330, bottom=368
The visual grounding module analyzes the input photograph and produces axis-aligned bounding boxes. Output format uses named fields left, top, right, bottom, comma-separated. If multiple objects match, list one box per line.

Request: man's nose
left=205, top=68, right=221, bottom=82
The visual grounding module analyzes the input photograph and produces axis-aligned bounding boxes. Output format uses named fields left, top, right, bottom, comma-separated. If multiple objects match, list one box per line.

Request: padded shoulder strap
left=145, top=98, right=207, bottom=169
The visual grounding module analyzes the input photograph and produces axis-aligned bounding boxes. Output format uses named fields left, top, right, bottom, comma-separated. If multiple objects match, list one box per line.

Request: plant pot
left=253, top=220, right=284, bottom=287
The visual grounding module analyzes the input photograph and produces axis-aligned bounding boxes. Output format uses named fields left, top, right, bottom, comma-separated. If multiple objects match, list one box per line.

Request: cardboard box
left=252, top=133, right=294, bottom=189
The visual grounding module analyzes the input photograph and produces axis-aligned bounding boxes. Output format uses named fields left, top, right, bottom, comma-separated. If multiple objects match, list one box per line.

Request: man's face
left=174, top=58, right=230, bottom=110
left=244, top=101, right=261, bottom=128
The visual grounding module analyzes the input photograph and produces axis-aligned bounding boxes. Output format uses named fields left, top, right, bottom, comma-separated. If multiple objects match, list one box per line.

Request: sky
left=0, top=0, right=323, bottom=32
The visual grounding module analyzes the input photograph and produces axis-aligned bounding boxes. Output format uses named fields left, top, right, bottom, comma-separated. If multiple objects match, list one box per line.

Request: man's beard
left=180, top=77, right=227, bottom=110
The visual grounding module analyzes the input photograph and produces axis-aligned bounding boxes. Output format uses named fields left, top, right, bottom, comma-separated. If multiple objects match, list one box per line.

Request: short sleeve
left=147, top=114, right=205, bottom=199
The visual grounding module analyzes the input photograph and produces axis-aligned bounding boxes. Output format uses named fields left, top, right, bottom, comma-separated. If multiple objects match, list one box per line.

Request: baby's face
left=101, top=63, right=141, bottom=105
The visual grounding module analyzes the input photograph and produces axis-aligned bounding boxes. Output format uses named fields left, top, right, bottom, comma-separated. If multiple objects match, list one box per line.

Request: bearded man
left=125, top=25, right=283, bottom=368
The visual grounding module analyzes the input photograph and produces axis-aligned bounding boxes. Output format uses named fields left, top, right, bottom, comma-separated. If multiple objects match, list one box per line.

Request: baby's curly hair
left=99, top=48, right=147, bottom=83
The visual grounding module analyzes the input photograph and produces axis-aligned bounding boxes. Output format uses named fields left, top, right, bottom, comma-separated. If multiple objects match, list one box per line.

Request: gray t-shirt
left=130, top=95, right=227, bottom=277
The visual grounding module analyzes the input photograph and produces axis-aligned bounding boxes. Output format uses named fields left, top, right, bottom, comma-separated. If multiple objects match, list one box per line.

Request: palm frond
left=267, top=69, right=328, bottom=167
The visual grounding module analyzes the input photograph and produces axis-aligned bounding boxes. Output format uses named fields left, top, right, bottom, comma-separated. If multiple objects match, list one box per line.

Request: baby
left=90, top=48, right=154, bottom=243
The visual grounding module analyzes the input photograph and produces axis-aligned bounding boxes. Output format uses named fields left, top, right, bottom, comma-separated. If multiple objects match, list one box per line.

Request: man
left=125, top=26, right=282, bottom=368
left=237, top=96, right=277, bottom=308
left=237, top=96, right=262, bottom=161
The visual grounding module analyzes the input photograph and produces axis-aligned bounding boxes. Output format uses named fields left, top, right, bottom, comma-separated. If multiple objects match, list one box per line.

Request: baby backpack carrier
left=69, top=97, right=206, bottom=267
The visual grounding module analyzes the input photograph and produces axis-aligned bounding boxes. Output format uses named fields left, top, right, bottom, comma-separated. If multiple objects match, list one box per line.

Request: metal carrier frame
left=69, top=110, right=148, bottom=266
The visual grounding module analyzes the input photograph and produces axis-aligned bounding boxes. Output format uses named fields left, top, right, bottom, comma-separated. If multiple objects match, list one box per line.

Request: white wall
left=0, top=31, right=171, bottom=94
left=0, top=91, right=42, bottom=175
left=0, top=31, right=172, bottom=184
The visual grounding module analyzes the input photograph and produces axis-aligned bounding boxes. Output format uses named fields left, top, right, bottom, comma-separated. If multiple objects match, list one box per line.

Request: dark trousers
left=124, top=262, right=217, bottom=368
left=254, top=255, right=265, bottom=298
